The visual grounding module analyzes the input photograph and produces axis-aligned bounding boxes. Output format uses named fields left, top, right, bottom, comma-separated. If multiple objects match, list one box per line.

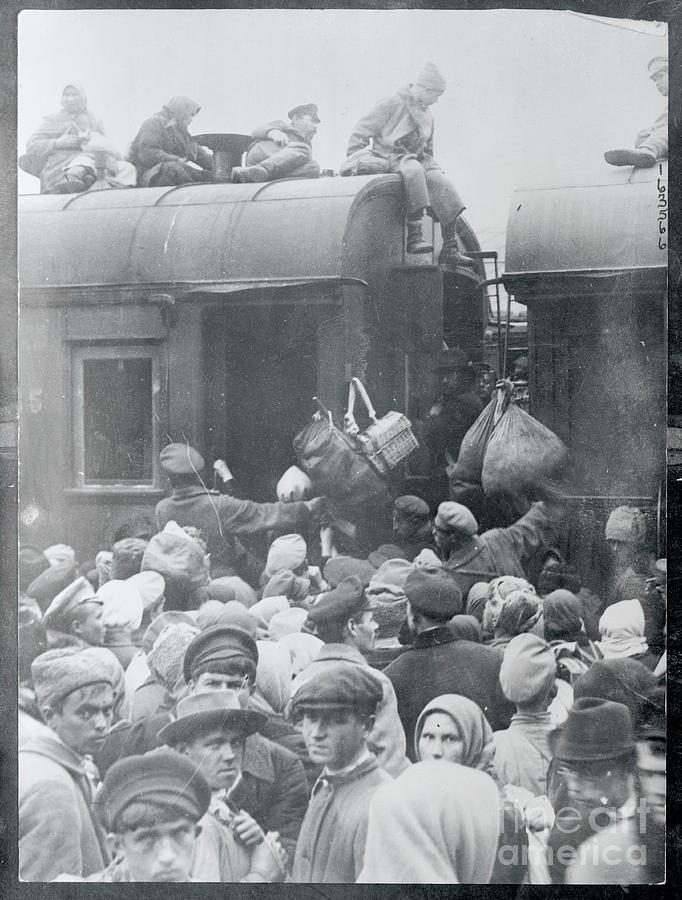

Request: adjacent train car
left=504, top=161, right=667, bottom=589
left=19, top=174, right=486, bottom=555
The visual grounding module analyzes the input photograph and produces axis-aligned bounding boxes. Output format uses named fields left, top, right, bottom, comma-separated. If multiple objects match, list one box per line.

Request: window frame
left=71, top=342, right=165, bottom=493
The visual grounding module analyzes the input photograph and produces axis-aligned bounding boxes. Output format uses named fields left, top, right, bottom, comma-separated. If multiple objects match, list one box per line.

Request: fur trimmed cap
left=31, top=646, right=116, bottom=710
left=416, top=62, right=447, bottom=92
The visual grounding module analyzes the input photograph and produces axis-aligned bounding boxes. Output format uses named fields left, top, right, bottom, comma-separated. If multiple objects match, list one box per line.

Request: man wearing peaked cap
left=384, top=566, right=514, bottom=760
left=291, top=662, right=393, bottom=883
left=43, top=575, right=105, bottom=647
left=25, top=558, right=79, bottom=613
left=20, top=646, right=118, bottom=880
left=181, top=624, right=309, bottom=861
left=341, top=63, right=475, bottom=268
left=493, top=633, right=557, bottom=797
left=155, top=440, right=325, bottom=583
left=232, top=102, right=322, bottom=184
left=294, top=576, right=409, bottom=777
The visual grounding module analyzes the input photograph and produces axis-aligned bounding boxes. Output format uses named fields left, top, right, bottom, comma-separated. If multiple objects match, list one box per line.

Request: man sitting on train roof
left=154, top=443, right=326, bottom=585
left=127, top=96, right=214, bottom=187
left=23, top=82, right=136, bottom=194
left=339, top=63, right=474, bottom=268
left=231, top=103, right=321, bottom=184
left=604, top=56, right=668, bottom=169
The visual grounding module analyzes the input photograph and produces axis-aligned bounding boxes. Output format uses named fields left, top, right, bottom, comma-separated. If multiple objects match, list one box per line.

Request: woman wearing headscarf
left=414, top=694, right=528, bottom=883
left=597, top=599, right=659, bottom=670
left=128, top=96, right=213, bottom=186
left=357, top=760, right=499, bottom=883
left=24, top=83, right=136, bottom=193
left=486, top=588, right=542, bottom=650
left=543, top=589, right=601, bottom=683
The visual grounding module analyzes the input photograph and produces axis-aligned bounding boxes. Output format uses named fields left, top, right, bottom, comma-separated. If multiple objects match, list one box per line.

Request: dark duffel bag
left=294, top=400, right=390, bottom=509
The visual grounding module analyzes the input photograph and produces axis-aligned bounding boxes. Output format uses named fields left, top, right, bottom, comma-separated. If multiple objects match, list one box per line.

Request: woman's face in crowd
left=418, top=712, right=465, bottom=764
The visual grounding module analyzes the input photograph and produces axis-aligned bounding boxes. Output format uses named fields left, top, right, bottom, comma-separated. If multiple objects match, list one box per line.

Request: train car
left=19, top=173, right=486, bottom=555
left=503, top=160, right=667, bottom=589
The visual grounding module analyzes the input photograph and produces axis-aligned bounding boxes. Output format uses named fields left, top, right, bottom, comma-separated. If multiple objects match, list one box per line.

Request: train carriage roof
left=19, top=175, right=405, bottom=296
left=504, top=160, right=667, bottom=290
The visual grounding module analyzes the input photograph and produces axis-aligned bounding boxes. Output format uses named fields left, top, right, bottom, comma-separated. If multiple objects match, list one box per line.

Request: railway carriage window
left=73, top=347, right=160, bottom=487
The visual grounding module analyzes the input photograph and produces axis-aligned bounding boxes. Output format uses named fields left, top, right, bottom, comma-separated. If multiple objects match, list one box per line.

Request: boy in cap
left=605, top=56, right=668, bottom=168
left=341, top=63, right=474, bottom=267
left=290, top=661, right=391, bottom=882
left=493, top=633, right=557, bottom=796
left=158, top=694, right=288, bottom=881
left=384, top=567, right=513, bottom=758
left=232, top=103, right=322, bottom=183
left=19, top=647, right=117, bottom=880
left=79, top=749, right=282, bottom=882
left=155, top=441, right=325, bottom=582
left=292, top=576, right=409, bottom=776
left=391, top=494, right=435, bottom=560
left=42, top=576, right=105, bottom=648
left=182, top=625, right=309, bottom=858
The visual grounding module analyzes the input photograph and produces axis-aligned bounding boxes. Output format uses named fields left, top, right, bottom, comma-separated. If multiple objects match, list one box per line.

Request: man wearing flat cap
left=384, top=566, right=513, bottom=759
left=341, top=63, right=474, bottom=267
left=292, top=576, right=409, bottom=776
left=433, top=494, right=561, bottom=601
left=232, top=103, right=322, bottom=183
left=180, top=624, right=309, bottom=860
left=605, top=56, right=668, bottom=168
left=155, top=441, right=325, bottom=582
left=290, top=661, right=392, bottom=883
left=391, top=494, right=436, bottom=560
left=19, top=647, right=117, bottom=880
left=42, top=575, right=105, bottom=647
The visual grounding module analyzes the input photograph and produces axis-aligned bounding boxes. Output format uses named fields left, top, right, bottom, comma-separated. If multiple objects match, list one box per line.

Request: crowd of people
left=18, top=410, right=666, bottom=882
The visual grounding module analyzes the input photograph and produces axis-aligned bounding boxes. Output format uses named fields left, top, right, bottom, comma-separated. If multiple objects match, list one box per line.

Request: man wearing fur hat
left=604, top=504, right=655, bottom=608
left=341, top=62, right=473, bottom=267
left=19, top=647, right=117, bottom=880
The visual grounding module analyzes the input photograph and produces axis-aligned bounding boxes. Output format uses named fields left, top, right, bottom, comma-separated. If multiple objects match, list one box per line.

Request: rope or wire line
left=565, top=10, right=667, bottom=37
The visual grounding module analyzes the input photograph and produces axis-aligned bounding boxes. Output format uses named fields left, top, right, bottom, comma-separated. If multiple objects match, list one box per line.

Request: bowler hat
left=288, top=102, right=320, bottom=123
left=554, top=697, right=635, bottom=762
left=158, top=689, right=265, bottom=746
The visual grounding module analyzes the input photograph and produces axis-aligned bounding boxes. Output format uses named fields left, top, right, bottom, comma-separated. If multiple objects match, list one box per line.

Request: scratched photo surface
left=15, top=7, right=668, bottom=888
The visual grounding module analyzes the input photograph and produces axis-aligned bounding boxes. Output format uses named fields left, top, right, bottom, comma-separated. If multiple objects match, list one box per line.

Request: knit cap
left=499, top=633, right=556, bottom=703
left=265, top=534, right=307, bottom=577
left=416, top=62, right=447, bottom=92
left=604, top=505, right=647, bottom=545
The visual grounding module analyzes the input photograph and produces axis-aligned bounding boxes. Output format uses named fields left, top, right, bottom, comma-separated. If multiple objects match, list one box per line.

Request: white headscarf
left=598, top=598, right=649, bottom=659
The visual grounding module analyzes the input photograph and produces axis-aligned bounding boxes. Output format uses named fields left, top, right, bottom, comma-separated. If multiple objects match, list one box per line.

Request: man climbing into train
left=340, top=63, right=474, bottom=268
left=231, top=104, right=321, bottom=183
left=604, top=56, right=668, bottom=168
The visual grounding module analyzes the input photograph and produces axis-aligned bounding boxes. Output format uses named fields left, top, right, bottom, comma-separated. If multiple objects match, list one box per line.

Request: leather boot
left=231, top=165, right=269, bottom=183
left=439, top=221, right=475, bottom=267
left=604, top=148, right=656, bottom=168
left=406, top=219, right=433, bottom=254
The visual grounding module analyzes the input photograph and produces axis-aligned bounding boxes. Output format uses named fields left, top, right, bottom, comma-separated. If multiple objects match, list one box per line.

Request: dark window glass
left=82, top=357, right=153, bottom=482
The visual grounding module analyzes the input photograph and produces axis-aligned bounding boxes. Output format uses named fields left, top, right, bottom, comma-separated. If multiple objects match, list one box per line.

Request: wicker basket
left=344, top=378, right=419, bottom=475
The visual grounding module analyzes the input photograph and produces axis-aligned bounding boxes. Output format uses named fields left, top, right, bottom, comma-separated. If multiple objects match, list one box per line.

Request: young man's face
left=46, top=683, right=114, bottom=756
left=412, top=85, right=444, bottom=108
left=180, top=727, right=245, bottom=790
left=301, top=708, right=370, bottom=770
left=72, top=601, right=105, bottom=646
left=190, top=671, right=252, bottom=708
left=350, top=610, right=378, bottom=654
left=115, top=818, right=199, bottom=882
left=292, top=113, right=318, bottom=140
left=650, top=66, right=668, bottom=97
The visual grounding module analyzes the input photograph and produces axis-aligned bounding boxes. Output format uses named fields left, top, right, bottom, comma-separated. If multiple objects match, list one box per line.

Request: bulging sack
left=451, top=396, right=498, bottom=484
left=482, top=395, right=568, bottom=496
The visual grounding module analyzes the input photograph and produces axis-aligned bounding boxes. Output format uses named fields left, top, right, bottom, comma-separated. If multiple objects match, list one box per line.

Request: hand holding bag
left=344, top=377, right=419, bottom=475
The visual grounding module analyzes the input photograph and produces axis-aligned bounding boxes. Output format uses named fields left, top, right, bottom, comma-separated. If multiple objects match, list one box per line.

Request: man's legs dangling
left=398, top=156, right=433, bottom=254
left=424, top=166, right=475, bottom=267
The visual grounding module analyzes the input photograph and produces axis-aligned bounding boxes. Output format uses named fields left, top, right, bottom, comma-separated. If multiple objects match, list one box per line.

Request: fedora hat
left=158, top=689, right=265, bottom=747
left=554, top=696, right=635, bottom=762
